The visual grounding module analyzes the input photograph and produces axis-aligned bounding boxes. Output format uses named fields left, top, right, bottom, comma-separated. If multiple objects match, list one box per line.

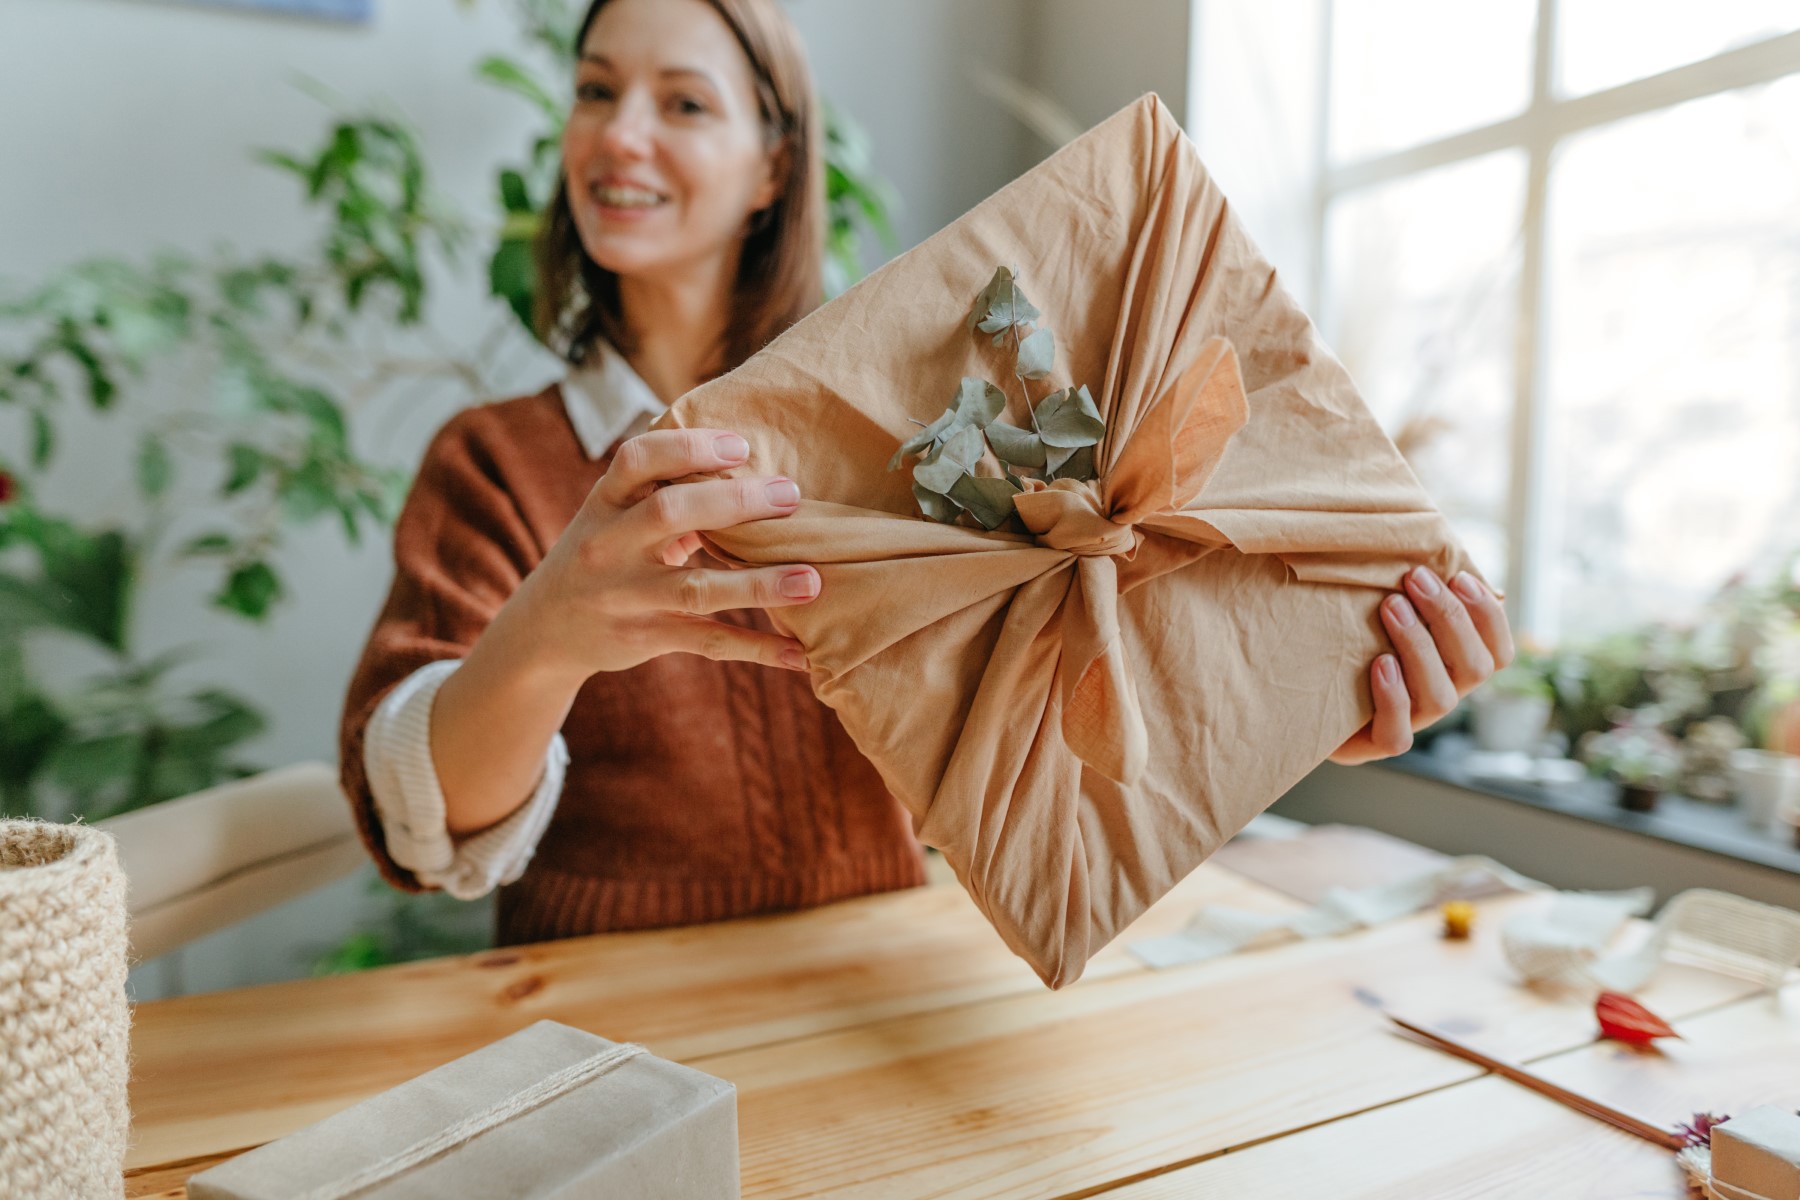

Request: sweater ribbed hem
left=494, top=845, right=928, bottom=945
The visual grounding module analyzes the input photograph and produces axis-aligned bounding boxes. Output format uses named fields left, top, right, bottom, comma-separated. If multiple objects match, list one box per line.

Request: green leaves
left=986, top=419, right=1048, bottom=470
left=224, top=443, right=264, bottom=494
left=890, top=264, right=1107, bottom=528
left=948, top=474, right=1023, bottom=531
left=475, top=55, right=565, bottom=121
left=38, top=677, right=267, bottom=820
left=887, top=409, right=957, bottom=471
left=967, top=266, right=1042, bottom=340
left=258, top=112, right=464, bottom=325
left=1035, top=384, right=1106, bottom=448
left=216, top=560, right=282, bottom=620
left=913, top=423, right=985, bottom=494
left=1047, top=443, right=1096, bottom=482
left=0, top=508, right=135, bottom=652
left=912, top=482, right=962, bottom=524
left=823, top=100, right=902, bottom=299
left=137, top=434, right=174, bottom=498
left=1016, top=327, right=1055, bottom=380
left=952, top=377, right=1007, bottom=428
left=488, top=235, right=536, bottom=332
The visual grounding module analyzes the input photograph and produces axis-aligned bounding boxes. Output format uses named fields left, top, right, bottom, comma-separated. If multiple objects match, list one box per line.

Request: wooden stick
left=1385, top=1012, right=1686, bottom=1151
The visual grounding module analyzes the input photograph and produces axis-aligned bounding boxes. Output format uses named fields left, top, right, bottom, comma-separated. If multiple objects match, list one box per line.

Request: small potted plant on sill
left=1579, top=713, right=1682, bottom=813
left=1471, top=651, right=1555, bottom=755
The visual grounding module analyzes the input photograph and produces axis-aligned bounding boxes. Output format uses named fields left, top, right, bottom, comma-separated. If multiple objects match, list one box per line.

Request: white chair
left=98, top=762, right=368, bottom=963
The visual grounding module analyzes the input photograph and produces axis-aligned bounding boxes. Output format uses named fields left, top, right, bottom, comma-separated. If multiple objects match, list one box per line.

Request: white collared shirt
left=364, top=347, right=665, bottom=899
left=559, top=339, right=669, bottom=458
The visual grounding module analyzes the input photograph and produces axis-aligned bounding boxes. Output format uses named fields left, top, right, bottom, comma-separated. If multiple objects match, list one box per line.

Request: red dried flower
left=1596, top=991, right=1681, bottom=1045
left=1676, top=1112, right=1730, bottom=1149
left=0, top=470, right=13, bottom=504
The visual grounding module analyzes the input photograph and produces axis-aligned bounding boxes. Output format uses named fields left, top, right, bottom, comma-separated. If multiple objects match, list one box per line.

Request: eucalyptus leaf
left=912, top=441, right=968, bottom=495
left=887, top=408, right=955, bottom=470
left=1035, top=384, right=1105, bottom=448
left=912, top=481, right=963, bottom=524
left=947, top=474, right=1021, bottom=531
left=1049, top=444, right=1097, bottom=482
left=1015, top=327, right=1054, bottom=380
left=943, top=422, right=986, bottom=468
left=967, top=265, right=1041, bottom=336
left=951, top=377, right=1006, bottom=428
left=914, top=422, right=986, bottom=492
left=985, top=419, right=1047, bottom=469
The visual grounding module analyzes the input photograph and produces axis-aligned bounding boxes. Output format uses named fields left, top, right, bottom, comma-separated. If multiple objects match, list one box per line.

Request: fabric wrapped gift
left=658, top=93, right=1482, bottom=988
left=187, top=1021, right=736, bottom=1200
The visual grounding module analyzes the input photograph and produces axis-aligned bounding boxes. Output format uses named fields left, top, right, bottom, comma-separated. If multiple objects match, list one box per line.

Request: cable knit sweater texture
left=339, top=386, right=925, bottom=946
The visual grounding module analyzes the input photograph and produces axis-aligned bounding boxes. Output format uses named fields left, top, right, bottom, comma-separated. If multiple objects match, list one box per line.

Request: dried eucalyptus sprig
left=888, top=266, right=1102, bottom=530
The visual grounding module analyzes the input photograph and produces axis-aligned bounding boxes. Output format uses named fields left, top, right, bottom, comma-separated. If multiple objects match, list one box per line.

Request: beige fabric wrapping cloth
left=658, top=94, right=1483, bottom=988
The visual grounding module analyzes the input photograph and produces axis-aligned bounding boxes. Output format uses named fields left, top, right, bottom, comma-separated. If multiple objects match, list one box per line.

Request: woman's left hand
left=1329, top=566, right=1514, bottom=766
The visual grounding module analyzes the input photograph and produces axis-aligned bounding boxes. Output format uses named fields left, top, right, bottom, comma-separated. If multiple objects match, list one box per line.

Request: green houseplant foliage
left=0, top=110, right=455, bottom=822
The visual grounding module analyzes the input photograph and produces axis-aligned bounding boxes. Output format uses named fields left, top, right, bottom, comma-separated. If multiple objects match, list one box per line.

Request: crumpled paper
left=658, top=94, right=1481, bottom=987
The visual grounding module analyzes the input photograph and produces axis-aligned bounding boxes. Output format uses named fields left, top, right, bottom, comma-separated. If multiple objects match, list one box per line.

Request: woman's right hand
left=503, top=427, right=819, bottom=680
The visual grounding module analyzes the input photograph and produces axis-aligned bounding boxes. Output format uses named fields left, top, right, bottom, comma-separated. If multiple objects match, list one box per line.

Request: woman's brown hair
left=535, top=0, right=825, bottom=375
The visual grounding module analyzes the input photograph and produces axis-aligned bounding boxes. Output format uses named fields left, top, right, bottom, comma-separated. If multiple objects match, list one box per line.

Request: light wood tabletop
left=123, top=851, right=1795, bottom=1199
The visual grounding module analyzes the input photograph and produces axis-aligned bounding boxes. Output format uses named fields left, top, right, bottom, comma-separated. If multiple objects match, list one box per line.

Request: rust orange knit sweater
left=339, top=386, right=925, bottom=945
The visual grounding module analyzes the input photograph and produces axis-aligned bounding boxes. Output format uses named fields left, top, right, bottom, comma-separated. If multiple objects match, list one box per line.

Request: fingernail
left=780, top=568, right=819, bottom=599
left=766, top=478, right=800, bottom=507
left=714, top=434, right=749, bottom=462
left=1385, top=595, right=1417, bottom=628
left=1453, top=571, right=1485, bottom=602
left=1409, top=566, right=1441, bottom=598
left=780, top=646, right=807, bottom=671
left=1378, top=654, right=1398, bottom=683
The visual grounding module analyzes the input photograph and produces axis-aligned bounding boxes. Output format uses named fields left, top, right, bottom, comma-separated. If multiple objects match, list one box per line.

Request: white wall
left=795, top=0, right=1033, bottom=248
left=1027, top=0, right=1190, bottom=138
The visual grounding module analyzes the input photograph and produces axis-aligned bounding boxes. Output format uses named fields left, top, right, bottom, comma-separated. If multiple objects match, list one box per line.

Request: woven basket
left=0, top=820, right=131, bottom=1199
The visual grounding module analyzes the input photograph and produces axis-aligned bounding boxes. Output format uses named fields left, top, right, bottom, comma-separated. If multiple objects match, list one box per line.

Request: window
left=1193, top=2, right=1800, bottom=642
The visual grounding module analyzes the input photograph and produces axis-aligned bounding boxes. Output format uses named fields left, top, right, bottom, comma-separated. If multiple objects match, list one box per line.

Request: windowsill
left=1384, top=733, right=1800, bottom=878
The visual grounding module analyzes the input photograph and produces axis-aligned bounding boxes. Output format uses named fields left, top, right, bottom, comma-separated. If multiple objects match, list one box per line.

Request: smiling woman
left=338, top=0, right=928, bottom=948
left=535, top=0, right=822, bottom=386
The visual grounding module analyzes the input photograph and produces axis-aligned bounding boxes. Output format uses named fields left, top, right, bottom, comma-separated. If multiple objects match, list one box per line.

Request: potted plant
left=1470, top=650, right=1555, bottom=754
left=1579, top=713, right=1683, bottom=813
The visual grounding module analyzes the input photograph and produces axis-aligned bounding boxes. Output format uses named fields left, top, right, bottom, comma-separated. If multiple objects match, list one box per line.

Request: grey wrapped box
left=188, top=1020, right=737, bottom=1200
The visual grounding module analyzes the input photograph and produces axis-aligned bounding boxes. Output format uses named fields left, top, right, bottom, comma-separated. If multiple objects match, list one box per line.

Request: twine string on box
left=293, top=1042, right=647, bottom=1200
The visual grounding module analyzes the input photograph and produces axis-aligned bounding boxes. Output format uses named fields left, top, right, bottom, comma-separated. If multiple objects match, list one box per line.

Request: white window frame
left=1304, top=5, right=1800, bottom=639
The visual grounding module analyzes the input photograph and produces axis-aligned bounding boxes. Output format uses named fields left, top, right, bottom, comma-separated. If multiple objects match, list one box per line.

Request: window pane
left=1322, top=151, right=1527, bottom=589
left=1544, top=76, right=1800, bottom=640
left=1558, top=1, right=1800, bottom=98
left=1329, top=0, right=1535, bottom=163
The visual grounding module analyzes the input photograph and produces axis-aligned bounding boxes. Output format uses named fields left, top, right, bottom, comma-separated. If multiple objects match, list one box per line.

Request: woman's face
left=564, top=0, right=780, bottom=284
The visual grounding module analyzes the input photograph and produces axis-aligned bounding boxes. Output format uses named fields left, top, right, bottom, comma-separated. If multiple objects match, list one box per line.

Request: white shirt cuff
left=363, top=659, right=568, bottom=900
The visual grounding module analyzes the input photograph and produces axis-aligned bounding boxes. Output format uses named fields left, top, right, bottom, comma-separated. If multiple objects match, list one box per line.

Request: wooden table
left=125, top=853, right=1797, bottom=1198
